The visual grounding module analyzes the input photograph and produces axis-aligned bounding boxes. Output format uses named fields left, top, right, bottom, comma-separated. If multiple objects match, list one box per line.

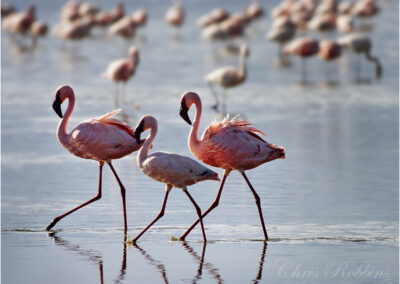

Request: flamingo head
left=134, top=115, right=157, bottom=145
left=52, top=85, right=73, bottom=118
left=180, top=91, right=201, bottom=125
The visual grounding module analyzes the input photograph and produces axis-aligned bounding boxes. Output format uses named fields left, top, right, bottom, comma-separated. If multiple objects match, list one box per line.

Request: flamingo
left=283, top=37, right=319, bottom=83
left=31, top=21, right=48, bottom=46
left=102, top=46, right=139, bottom=107
left=337, top=33, right=382, bottom=79
left=197, top=8, right=229, bottom=28
left=204, top=44, right=249, bottom=111
left=132, top=115, right=220, bottom=243
left=46, top=85, right=143, bottom=234
left=267, top=16, right=296, bottom=60
left=165, top=1, right=184, bottom=27
left=244, top=0, right=265, bottom=22
left=2, top=5, right=35, bottom=35
left=132, top=9, right=148, bottom=27
left=179, top=92, right=285, bottom=241
left=318, top=39, right=342, bottom=82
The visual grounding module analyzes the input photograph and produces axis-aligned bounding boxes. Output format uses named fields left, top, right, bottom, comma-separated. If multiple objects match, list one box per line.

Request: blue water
left=2, top=0, right=399, bottom=283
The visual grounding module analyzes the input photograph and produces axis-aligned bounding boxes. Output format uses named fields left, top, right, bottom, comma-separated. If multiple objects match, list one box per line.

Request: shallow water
left=1, top=0, right=399, bottom=283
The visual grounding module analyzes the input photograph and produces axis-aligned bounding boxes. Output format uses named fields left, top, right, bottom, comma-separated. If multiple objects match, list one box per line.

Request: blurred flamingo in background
left=102, top=46, right=139, bottom=107
left=165, top=0, right=184, bottom=27
left=46, top=85, right=143, bottom=235
left=179, top=92, right=285, bottom=241
left=318, top=39, right=342, bottom=83
left=337, top=32, right=382, bottom=80
left=204, top=44, right=249, bottom=111
left=284, top=37, right=319, bottom=83
left=132, top=115, right=220, bottom=243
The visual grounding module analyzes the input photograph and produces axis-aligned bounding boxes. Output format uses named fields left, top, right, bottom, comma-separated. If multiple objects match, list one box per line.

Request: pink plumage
left=179, top=91, right=285, bottom=241
left=47, top=85, right=143, bottom=235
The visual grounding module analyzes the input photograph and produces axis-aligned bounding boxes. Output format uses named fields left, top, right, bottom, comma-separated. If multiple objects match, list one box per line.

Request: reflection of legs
left=208, top=82, right=220, bottom=109
left=180, top=170, right=230, bottom=241
left=107, top=161, right=128, bottom=235
left=183, top=188, right=207, bottom=243
left=253, top=242, right=268, bottom=283
left=46, top=162, right=104, bottom=230
left=133, top=185, right=172, bottom=243
left=240, top=170, right=268, bottom=240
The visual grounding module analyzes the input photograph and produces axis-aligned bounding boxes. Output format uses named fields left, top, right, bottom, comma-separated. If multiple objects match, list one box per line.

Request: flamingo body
left=165, top=3, right=184, bottom=27
left=194, top=116, right=285, bottom=171
left=205, top=67, right=244, bottom=88
left=132, top=115, right=219, bottom=243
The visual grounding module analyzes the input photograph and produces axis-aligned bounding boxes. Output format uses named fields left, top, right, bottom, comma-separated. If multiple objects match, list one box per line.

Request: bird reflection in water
left=131, top=244, right=169, bottom=284
left=253, top=242, right=267, bottom=284
left=181, top=242, right=223, bottom=284
left=48, top=232, right=127, bottom=284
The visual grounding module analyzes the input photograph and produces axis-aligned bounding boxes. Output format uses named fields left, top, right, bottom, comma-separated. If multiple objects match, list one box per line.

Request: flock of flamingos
left=2, top=0, right=382, bottom=243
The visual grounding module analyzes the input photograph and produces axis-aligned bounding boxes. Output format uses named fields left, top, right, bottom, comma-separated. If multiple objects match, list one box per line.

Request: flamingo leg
left=208, top=82, right=220, bottom=110
left=301, top=57, right=307, bottom=84
left=183, top=188, right=207, bottom=243
left=240, top=171, right=269, bottom=240
left=107, top=161, right=128, bottom=235
left=115, top=83, right=120, bottom=108
left=46, top=162, right=104, bottom=231
left=180, top=170, right=230, bottom=241
left=133, top=185, right=172, bottom=243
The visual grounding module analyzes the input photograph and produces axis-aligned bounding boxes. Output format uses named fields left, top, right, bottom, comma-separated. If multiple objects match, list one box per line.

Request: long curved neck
left=239, top=51, right=247, bottom=79
left=188, top=98, right=202, bottom=153
left=365, top=50, right=382, bottom=79
left=57, top=93, right=75, bottom=146
left=137, top=124, right=157, bottom=168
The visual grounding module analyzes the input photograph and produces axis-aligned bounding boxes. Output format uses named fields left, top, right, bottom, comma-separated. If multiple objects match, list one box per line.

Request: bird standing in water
left=47, top=85, right=143, bottom=235
left=132, top=115, right=219, bottom=243
left=179, top=92, right=285, bottom=241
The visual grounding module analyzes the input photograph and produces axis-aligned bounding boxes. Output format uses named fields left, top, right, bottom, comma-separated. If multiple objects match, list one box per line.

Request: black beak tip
left=52, top=95, right=63, bottom=118
left=133, top=121, right=144, bottom=145
left=179, top=101, right=192, bottom=125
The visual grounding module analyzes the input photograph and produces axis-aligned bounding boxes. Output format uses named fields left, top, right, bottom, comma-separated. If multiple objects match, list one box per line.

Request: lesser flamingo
left=179, top=92, right=285, bottom=241
left=337, top=32, right=382, bottom=80
left=102, top=46, right=139, bottom=107
left=46, top=85, right=143, bottom=235
left=283, top=37, right=319, bottom=83
left=132, top=115, right=219, bottom=243
left=205, top=44, right=249, bottom=111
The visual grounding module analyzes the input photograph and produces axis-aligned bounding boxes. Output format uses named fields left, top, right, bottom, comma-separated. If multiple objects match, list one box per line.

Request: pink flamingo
left=318, top=39, right=342, bottom=82
left=132, top=115, right=220, bottom=243
left=3, top=5, right=35, bottom=35
left=46, top=85, right=143, bottom=234
left=283, top=37, right=319, bottom=83
left=102, top=46, right=139, bottom=107
left=179, top=92, right=285, bottom=241
left=132, top=9, right=148, bottom=27
left=165, top=1, right=184, bottom=27
left=197, top=8, right=229, bottom=28
left=204, top=44, right=249, bottom=111
left=245, top=0, right=265, bottom=22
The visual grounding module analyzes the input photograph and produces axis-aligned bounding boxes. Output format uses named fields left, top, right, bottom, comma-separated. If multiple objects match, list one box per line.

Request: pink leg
left=107, top=161, right=128, bottom=235
left=241, top=171, right=269, bottom=240
left=183, top=188, right=207, bottom=243
left=46, top=162, right=104, bottom=230
left=133, top=185, right=172, bottom=243
left=180, top=171, right=230, bottom=241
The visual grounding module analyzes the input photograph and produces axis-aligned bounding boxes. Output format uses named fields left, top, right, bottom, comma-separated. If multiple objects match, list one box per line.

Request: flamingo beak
left=134, top=120, right=144, bottom=145
left=52, top=94, right=63, bottom=118
left=179, top=99, right=191, bottom=125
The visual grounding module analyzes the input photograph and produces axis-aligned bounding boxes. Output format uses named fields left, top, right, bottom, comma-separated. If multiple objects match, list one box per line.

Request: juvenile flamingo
left=205, top=44, right=249, bottom=110
left=132, top=115, right=220, bottom=243
left=102, top=46, right=139, bottom=107
left=179, top=92, right=285, bottom=241
left=46, top=85, right=143, bottom=234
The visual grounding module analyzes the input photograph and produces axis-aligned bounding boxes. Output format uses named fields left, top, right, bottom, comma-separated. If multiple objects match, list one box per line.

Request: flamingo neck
left=239, top=51, right=247, bottom=79
left=57, top=92, right=75, bottom=147
left=188, top=98, right=202, bottom=153
left=137, top=124, right=157, bottom=169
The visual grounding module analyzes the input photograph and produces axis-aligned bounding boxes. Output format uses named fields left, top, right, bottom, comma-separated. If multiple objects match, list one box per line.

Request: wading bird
left=132, top=115, right=219, bottom=243
left=46, top=85, right=143, bottom=234
left=205, top=44, right=249, bottom=110
left=102, top=46, right=139, bottom=107
left=179, top=92, right=285, bottom=241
